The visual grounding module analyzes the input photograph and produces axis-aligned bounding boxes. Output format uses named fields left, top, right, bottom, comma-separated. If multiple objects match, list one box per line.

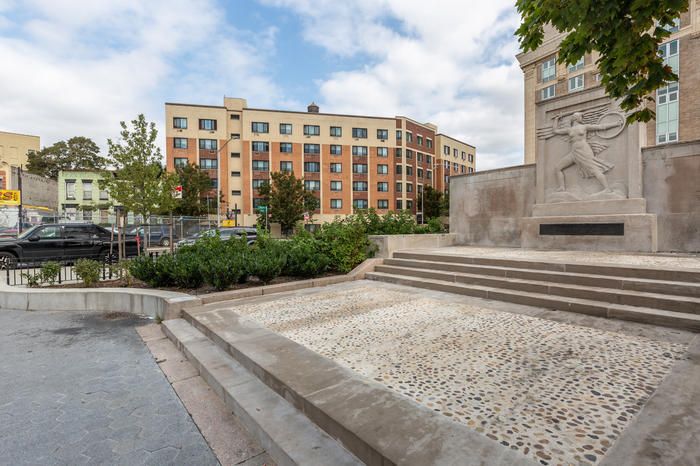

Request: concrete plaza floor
left=0, top=310, right=219, bottom=465
left=224, top=280, right=700, bottom=466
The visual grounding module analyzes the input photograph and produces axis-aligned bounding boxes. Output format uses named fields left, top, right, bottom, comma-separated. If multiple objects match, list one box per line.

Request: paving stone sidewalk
left=0, top=310, right=219, bottom=466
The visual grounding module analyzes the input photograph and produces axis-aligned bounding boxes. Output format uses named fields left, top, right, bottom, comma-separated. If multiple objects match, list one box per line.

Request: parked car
left=176, top=227, right=257, bottom=247
left=0, top=223, right=140, bottom=269
left=128, top=225, right=180, bottom=247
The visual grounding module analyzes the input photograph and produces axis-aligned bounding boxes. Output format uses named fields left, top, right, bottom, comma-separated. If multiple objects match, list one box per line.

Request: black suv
left=0, top=223, right=140, bottom=268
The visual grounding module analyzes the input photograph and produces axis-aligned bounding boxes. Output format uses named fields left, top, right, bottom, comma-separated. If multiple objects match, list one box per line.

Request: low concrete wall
left=368, top=234, right=457, bottom=258
left=0, top=288, right=201, bottom=320
left=643, top=141, right=700, bottom=252
left=449, top=165, right=536, bottom=247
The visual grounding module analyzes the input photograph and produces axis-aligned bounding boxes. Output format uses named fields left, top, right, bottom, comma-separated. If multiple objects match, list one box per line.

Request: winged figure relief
left=537, top=104, right=624, bottom=193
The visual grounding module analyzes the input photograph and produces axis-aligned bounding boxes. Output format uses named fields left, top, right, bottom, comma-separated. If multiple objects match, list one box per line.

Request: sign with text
left=0, top=190, right=21, bottom=206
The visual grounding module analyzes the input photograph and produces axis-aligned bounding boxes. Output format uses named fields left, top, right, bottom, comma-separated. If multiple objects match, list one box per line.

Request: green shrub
left=75, top=258, right=101, bottom=287
left=283, top=233, right=330, bottom=277
left=315, top=218, right=375, bottom=273
left=21, top=272, right=41, bottom=288
left=248, top=234, right=287, bottom=284
left=170, top=251, right=205, bottom=289
left=201, top=254, right=246, bottom=291
left=128, top=255, right=158, bottom=285
left=110, top=260, right=133, bottom=286
left=40, top=261, right=61, bottom=285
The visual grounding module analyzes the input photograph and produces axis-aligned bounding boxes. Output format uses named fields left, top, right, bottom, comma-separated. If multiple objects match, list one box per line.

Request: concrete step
left=384, top=257, right=700, bottom=299
left=366, top=271, right=700, bottom=332
left=161, top=318, right=363, bottom=466
left=375, top=264, right=700, bottom=315
left=393, top=251, right=700, bottom=283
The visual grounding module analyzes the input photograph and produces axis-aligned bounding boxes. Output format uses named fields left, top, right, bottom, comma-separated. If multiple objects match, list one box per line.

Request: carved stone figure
left=538, top=105, right=626, bottom=197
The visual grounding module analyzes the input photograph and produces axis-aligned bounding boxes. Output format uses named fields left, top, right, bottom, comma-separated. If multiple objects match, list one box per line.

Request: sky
left=0, top=0, right=525, bottom=170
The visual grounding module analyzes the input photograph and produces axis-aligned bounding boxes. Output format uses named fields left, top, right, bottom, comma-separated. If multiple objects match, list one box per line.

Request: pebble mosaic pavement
left=234, top=285, right=688, bottom=466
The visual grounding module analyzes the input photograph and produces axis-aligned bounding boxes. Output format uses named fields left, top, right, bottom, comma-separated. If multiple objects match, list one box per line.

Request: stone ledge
left=0, top=287, right=201, bottom=320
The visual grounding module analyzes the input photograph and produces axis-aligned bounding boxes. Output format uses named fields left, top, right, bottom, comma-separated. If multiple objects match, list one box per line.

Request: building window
left=330, top=145, right=342, bottom=155
left=469, top=167, right=474, bottom=173
left=199, top=139, right=217, bottom=150
left=330, top=199, right=343, bottom=209
left=542, top=84, right=556, bottom=100
left=330, top=181, right=342, bottom=191
left=395, top=148, right=402, bottom=158
left=330, top=126, right=342, bottom=137
left=417, top=168, right=423, bottom=178
left=231, top=152, right=240, bottom=158
left=396, top=200, right=403, bottom=210
left=352, top=127, right=368, bottom=138
left=396, top=130, right=402, bottom=140
left=99, top=188, right=109, bottom=200
left=174, top=157, right=188, bottom=168
left=567, top=57, right=584, bottom=73
left=395, top=165, right=403, bottom=175
left=443, top=145, right=450, bottom=155
left=330, top=163, right=342, bottom=173
left=252, top=122, right=269, bottom=133
left=377, top=164, right=388, bottom=175
left=304, top=180, right=321, bottom=191
left=406, top=200, right=413, bottom=210
left=406, top=183, right=413, bottom=193
left=280, top=161, right=293, bottom=172
left=542, top=56, right=556, bottom=82
left=231, top=190, right=241, bottom=196
left=405, top=150, right=413, bottom=160
left=417, top=153, right=424, bottom=162
left=82, top=180, right=93, bottom=200
left=303, top=144, right=320, bottom=154
left=568, top=74, right=585, bottom=92
left=353, top=199, right=368, bottom=209
left=426, top=139, right=433, bottom=149
left=251, top=141, right=269, bottom=152
left=199, top=119, right=217, bottom=131
left=230, top=114, right=240, bottom=120
left=426, top=170, right=433, bottom=180
left=252, top=160, right=269, bottom=171
left=377, top=129, right=388, bottom=140
left=659, top=39, right=680, bottom=74
left=453, top=148, right=458, bottom=157
left=252, top=179, right=267, bottom=189
left=406, top=166, right=413, bottom=176
left=279, top=123, right=292, bottom=135
left=280, top=143, right=293, bottom=153
left=352, top=164, right=368, bottom=174
left=406, top=132, right=413, bottom=143
left=377, top=182, right=389, bottom=192
left=352, top=146, right=368, bottom=156
left=304, top=162, right=320, bottom=172
left=657, top=83, right=679, bottom=144
left=352, top=181, right=368, bottom=192
left=304, top=125, right=320, bottom=136
left=200, top=158, right=217, bottom=169
left=416, top=135, right=423, bottom=146
left=395, top=182, right=402, bottom=193
left=461, top=151, right=466, bottom=160
left=374, top=199, right=387, bottom=210
left=253, top=198, right=266, bottom=208
left=468, top=154, right=474, bottom=163
left=231, top=171, right=241, bottom=177
left=377, top=147, right=388, bottom=157
left=461, top=165, right=466, bottom=174
left=173, top=117, right=187, bottom=129
left=662, top=17, right=681, bottom=33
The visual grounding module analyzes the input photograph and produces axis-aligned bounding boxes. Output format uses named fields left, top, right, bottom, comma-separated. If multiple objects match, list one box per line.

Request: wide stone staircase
left=366, top=250, right=700, bottom=331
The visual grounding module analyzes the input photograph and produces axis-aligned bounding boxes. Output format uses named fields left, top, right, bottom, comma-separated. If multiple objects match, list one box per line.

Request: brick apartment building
left=165, top=98, right=475, bottom=226
left=517, top=2, right=700, bottom=163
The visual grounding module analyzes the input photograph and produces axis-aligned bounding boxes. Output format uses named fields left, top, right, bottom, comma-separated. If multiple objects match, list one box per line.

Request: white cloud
left=261, top=0, right=525, bottom=169
left=0, top=0, right=285, bottom=156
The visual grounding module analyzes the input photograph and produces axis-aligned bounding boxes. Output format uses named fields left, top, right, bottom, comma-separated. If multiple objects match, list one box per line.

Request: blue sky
left=0, top=0, right=524, bottom=169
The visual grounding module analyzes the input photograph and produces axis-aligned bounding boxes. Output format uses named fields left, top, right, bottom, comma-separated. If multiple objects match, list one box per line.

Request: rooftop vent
left=307, top=102, right=319, bottom=113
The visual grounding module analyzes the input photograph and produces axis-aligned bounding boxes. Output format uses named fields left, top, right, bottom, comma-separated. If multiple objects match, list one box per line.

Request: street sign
left=221, top=219, right=235, bottom=227
left=256, top=205, right=268, bottom=214
left=0, top=190, right=21, bottom=206
left=172, top=185, right=183, bottom=199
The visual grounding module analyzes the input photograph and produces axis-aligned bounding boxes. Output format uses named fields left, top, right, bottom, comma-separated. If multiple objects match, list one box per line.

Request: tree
left=422, top=186, right=445, bottom=219
left=516, top=0, right=689, bottom=123
left=101, top=114, right=177, bottom=225
left=173, top=162, right=213, bottom=216
left=256, top=171, right=319, bottom=234
left=26, top=136, right=107, bottom=179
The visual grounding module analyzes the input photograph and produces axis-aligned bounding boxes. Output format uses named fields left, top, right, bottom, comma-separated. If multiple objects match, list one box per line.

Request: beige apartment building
left=0, top=131, right=40, bottom=190
left=165, top=98, right=475, bottom=226
left=517, top=2, right=700, bottom=163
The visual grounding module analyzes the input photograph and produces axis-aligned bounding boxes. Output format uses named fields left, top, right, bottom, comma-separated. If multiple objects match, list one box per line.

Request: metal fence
left=4, top=252, right=162, bottom=287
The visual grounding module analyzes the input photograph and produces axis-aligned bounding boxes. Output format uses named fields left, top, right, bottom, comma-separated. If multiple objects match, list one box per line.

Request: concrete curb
left=0, top=287, right=201, bottom=321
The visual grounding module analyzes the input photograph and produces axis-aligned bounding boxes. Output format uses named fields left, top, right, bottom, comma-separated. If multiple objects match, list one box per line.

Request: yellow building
left=165, top=98, right=476, bottom=226
left=0, top=131, right=40, bottom=190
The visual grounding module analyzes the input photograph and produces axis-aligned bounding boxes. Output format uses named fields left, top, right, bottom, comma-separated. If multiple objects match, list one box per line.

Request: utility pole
left=17, top=165, right=23, bottom=235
